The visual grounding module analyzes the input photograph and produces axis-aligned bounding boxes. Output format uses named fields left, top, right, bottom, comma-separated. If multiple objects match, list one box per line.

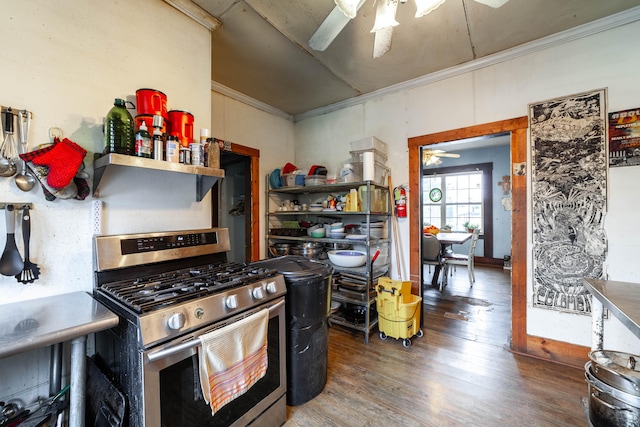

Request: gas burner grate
left=99, top=262, right=279, bottom=313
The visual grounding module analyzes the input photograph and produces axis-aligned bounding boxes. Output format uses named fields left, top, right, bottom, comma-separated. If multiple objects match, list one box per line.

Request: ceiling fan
left=309, top=0, right=510, bottom=58
left=422, top=148, right=460, bottom=165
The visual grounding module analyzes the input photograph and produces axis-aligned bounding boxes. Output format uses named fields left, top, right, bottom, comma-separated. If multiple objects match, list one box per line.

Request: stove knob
left=225, top=295, right=239, bottom=310
left=167, top=313, right=186, bottom=330
left=252, top=287, right=265, bottom=300
left=265, top=281, right=278, bottom=294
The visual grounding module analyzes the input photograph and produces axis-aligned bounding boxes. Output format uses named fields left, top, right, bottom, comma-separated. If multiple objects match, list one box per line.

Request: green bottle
left=104, top=98, right=134, bottom=155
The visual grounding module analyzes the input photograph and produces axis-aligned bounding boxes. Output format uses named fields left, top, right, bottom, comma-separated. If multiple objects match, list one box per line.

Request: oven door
left=143, top=298, right=286, bottom=427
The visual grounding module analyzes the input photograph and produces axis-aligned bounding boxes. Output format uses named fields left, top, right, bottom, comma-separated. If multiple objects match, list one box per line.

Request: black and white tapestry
left=529, top=89, right=608, bottom=314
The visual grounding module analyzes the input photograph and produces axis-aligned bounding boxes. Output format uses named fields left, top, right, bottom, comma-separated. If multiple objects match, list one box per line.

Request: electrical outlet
left=92, top=200, right=102, bottom=235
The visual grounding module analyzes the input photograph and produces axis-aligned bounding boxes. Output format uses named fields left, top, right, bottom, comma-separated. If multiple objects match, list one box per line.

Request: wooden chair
left=422, top=233, right=444, bottom=290
left=444, top=228, right=480, bottom=287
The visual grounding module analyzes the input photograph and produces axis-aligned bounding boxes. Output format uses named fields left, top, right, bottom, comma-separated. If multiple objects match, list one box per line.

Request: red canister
left=167, top=110, right=194, bottom=147
left=136, top=89, right=168, bottom=120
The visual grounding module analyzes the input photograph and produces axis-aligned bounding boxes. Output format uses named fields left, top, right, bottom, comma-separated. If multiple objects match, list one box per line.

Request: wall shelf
left=93, top=153, right=225, bottom=201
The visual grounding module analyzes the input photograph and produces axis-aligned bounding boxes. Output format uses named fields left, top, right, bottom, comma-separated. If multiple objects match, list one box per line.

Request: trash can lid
left=255, top=256, right=332, bottom=280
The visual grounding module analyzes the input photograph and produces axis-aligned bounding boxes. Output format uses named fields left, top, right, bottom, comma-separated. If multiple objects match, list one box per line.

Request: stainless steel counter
left=0, top=291, right=119, bottom=427
left=0, top=291, right=118, bottom=358
left=583, top=278, right=640, bottom=351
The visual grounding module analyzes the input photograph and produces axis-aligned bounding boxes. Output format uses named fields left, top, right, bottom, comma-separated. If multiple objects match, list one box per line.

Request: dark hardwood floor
left=284, top=265, right=589, bottom=426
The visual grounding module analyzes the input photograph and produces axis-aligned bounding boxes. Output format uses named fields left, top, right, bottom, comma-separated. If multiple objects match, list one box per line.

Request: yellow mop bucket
left=375, top=277, right=422, bottom=347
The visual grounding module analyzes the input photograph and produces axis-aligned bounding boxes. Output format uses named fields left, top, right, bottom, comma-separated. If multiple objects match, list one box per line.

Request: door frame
left=407, top=117, right=528, bottom=353
left=212, top=142, right=261, bottom=262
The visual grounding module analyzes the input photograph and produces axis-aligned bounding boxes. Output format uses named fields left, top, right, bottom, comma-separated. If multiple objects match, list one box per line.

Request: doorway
left=407, top=117, right=529, bottom=353
left=211, top=142, right=261, bottom=262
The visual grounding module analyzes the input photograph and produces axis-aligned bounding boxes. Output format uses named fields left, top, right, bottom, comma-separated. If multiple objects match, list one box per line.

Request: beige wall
left=0, top=0, right=214, bottom=305
left=0, top=0, right=212, bottom=404
left=211, top=93, right=295, bottom=254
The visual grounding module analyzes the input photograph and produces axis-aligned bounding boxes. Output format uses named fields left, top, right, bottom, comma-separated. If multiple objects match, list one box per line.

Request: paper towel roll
left=363, top=151, right=375, bottom=182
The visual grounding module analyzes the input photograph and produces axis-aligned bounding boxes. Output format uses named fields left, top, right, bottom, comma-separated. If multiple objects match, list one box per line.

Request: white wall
left=294, top=20, right=640, bottom=353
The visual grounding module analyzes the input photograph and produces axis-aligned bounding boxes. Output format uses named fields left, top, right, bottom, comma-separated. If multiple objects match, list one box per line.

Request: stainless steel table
left=0, top=292, right=119, bottom=427
left=582, top=278, right=640, bottom=351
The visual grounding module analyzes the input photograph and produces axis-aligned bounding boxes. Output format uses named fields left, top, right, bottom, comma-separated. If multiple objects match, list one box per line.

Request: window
left=423, top=171, right=483, bottom=232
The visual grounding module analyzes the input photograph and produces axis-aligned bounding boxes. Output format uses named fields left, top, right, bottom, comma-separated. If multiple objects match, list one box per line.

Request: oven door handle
left=146, top=299, right=284, bottom=363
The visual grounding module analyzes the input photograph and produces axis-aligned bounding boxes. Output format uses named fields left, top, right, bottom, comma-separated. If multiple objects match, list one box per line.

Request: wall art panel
left=529, top=89, right=608, bottom=314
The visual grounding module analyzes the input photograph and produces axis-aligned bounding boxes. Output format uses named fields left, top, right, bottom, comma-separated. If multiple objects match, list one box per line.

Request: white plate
left=345, top=235, right=367, bottom=240
left=308, top=207, right=323, bottom=212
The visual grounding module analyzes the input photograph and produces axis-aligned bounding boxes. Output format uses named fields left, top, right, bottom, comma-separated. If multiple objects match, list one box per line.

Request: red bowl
left=308, top=165, right=327, bottom=176
left=282, top=162, right=297, bottom=174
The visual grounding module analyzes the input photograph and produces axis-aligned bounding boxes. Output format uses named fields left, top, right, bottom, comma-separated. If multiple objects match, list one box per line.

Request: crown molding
left=163, top=0, right=222, bottom=30
left=210, top=81, right=294, bottom=122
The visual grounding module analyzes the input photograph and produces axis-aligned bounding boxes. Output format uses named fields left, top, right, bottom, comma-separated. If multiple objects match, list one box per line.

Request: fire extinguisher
left=393, top=186, right=407, bottom=218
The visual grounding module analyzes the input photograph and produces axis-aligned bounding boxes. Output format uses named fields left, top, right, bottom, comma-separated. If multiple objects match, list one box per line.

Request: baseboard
left=476, top=257, right=503, bottom=267
left=511, top=335, right=590, bottom=369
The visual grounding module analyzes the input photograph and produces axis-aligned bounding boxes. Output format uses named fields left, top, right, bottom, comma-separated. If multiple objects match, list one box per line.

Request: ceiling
left=192, top=0, right=640, bottom=117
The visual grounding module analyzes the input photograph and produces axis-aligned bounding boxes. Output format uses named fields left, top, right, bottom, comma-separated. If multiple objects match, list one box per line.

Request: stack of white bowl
left=328, top=222, right=345, bottom=239
left=359, top=221, right=387, bottom=239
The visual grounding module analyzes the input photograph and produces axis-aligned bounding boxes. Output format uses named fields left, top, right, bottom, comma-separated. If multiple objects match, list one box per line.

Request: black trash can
left=254, top=255, right=333, bottom=406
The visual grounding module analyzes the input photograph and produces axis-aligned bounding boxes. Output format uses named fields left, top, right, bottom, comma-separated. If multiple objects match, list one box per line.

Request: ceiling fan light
left=422, top=151, right=437, bottom=165
left=371, top=0, right=400, bottom=32
left=422, top=154, right=441, bottom=166
left=334, top=0, right=362, bottom=18
left=472, top=0, right=510, bottom=8
left=414, top=0, right=446, bottom=17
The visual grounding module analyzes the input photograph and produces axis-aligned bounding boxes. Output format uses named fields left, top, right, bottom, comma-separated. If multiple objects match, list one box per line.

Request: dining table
left=429, top=232, right=473, bottom=290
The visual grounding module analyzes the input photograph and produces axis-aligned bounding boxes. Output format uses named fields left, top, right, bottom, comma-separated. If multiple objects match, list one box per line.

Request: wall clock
left=429, top=188, right=442, bottom=202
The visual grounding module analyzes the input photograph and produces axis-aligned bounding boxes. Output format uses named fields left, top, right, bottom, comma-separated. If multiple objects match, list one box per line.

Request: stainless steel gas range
left=92, top=228, right=287, bottom=427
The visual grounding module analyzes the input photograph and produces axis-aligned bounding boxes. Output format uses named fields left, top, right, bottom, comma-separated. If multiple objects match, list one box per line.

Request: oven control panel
left=121, top=232, right=219, bottom=254
left=94, top=228, right=232, bottom=271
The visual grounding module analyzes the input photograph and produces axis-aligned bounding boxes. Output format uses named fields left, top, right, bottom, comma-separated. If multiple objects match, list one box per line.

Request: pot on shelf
left=291, top=244, right=324, bottom=259
left=325, top=242, right=350, bottom=251
left=585, top=360, right=640, bottom=426
left=589, top=350, right=640, bottom=397
left=341, top=303, right=376, bottom=324
left=269, top=243, right=291, bottom=257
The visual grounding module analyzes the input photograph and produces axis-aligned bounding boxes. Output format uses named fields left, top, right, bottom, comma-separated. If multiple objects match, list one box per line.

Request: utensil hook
left=49, top=127, right=63, bottom=143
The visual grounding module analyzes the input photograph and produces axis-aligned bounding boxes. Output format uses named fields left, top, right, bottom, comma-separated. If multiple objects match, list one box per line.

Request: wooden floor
left=284, top=265, right=590, bottom=426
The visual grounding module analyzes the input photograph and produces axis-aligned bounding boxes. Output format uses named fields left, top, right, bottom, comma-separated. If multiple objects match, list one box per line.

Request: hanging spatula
left=0, top=205, right=23, bottom=276
left=16, top=206, right=40, bottom=283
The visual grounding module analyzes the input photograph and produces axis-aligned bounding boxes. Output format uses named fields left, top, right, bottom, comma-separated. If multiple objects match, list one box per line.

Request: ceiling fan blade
left=371, top=0, right=400, bottom=33
left=308, top=0, right=366, bottom=51
left=373, top=26, right=394, bottom=58
left=472, top=0, right=510, bottom=8
left=371, top=0, right=399, bottom=58
left=438, top=153, right=461, bottom=158
left=414, top=0, right=446, bottom=17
